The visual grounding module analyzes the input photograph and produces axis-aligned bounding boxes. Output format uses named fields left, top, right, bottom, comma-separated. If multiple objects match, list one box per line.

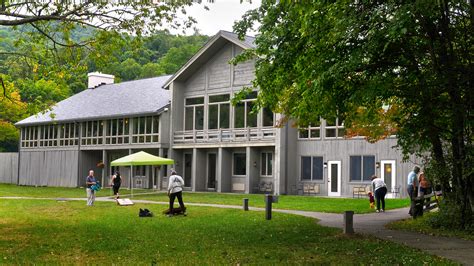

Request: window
left=325, top=117, right=345, bottom=138
left=131, top=116, right=159, bottom=144
left=184, top=97, right=204, bottom=131
left=262, top=108, right=274, bottom=127
left=350, top=155, right=375, bottom=181
left=233, top=153, right=246, bottom=176
left=208, top=94, right=230, bottom=129
left=234, top=91, right=257, bottom=128
left=106, top=118, right=129, bottom=144
left=21, top=126, right=40, bottom=148
left=81, top=121, right=103, bottom=145
left=58, top=123, right=77, bottom=146
left=261, top=152, right=273, bottom=176
left=298, top=120, right=321, bottom=139
left=301, top=156, right=324, bottom=180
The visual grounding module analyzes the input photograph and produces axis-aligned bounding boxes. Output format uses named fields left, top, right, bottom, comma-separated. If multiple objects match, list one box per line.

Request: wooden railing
left=173, top=127, right=276, bottom=144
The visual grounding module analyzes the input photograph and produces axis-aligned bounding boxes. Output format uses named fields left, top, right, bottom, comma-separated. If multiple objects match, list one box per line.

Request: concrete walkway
left=2, top=196, right=473, bottom=265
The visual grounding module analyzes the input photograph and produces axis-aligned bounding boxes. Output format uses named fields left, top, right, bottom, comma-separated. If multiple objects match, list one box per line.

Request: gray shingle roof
left=16, top=75, right=172, bottom=126
left=220, top=30, right=256, bottom=48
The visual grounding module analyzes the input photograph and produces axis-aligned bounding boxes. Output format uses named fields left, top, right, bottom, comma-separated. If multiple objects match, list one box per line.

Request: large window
left=39, top=124, right=58, bottom=147
left=106, top=118, right=129, bottom=144
left=81, top=121, right=103, bottom=145
left=208, top=94, right=230, bottom=129
left=59, top=123, right=78, bottom=146
left=350, top=155, right=375, bottom=181
left=325, top=118, right=345, bottom=138
left=185, top=97, right=204, bottom=130
left=21, top=126, right=39, bottom=148
left=234, top=91, right=258, bottom=128
left=233, top=153, right=246, bottom=176
left=261, top=152, right=273, bottom=176
left=301, top=156, right=324, bottom=180
left=132, top=115, right=159, bottom=143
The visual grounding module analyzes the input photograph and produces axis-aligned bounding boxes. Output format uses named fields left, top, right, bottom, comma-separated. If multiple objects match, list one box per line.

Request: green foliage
left=234, top=0, right=473, bottom=230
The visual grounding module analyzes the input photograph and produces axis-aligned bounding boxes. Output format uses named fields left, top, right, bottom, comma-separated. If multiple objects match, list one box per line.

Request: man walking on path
left=86, top=169, right=97, bottom=206
left=167, top=169, right=186, bottom=216
left=407, top=166, right=420, bottom=216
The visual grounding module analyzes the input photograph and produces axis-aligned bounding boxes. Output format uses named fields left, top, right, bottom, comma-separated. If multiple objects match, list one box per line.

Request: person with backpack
left=110, top=171, right=122, bottom=200
left=167, top=169, right=186, bottom=217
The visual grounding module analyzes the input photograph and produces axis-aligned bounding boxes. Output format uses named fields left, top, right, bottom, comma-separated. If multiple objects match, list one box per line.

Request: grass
left=0, top=183, right=148, bottom=198
left=133, top=192, right=411, bottom=214
left=0, top=183, right=410, bottom=214
left=386, top=212, right=474, bottom=241
left=0, top=199, right=452, bottom=264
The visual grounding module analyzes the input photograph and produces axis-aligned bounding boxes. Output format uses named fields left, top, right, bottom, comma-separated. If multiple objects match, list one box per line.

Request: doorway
left=327, top=161, right=341, bottom=196
left=184, top=153, right=192, bottom=188
left=381, top=160, right=396, bottom=198
left=207, top=153, right=217, bottom=190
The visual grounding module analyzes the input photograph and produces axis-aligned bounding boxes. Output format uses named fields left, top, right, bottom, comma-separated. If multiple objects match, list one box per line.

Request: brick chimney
left=87, top=72, right=115, bottom=89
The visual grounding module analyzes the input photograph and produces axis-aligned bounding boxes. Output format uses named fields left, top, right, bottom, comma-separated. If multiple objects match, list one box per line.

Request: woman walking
left=371, top=175, right=387, bottom=213
left=110, top=171, right=122, bottom=200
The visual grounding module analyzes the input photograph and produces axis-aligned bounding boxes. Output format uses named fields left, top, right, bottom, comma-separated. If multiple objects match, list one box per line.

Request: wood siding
left=19, top=150, right=79, bottom=187
left=0, top=153, right=18, bottom=184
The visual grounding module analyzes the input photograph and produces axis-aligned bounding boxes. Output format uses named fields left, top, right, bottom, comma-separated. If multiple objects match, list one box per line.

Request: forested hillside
left=0, top=26, right=208, bottom=152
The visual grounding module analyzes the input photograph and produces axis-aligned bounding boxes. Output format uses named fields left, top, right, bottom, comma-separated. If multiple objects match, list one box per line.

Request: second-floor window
left=234, top=91, right=258, bottom=128
left=299, top=120, right=322, bottom=139
left=132, top=116, right=159, bottom=143
left=325, top=118, right=345, bottom=138
left=208, top=94, right=230, bottom=129
left=185, top=97, right=204, bottom=131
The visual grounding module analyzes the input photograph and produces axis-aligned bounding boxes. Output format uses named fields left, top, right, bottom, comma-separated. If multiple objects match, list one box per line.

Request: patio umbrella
left=110, top=151, right=174, bottom=197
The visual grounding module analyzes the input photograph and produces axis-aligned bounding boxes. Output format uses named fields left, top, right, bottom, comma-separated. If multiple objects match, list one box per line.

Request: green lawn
left=386, top=212, right=474, bottom=241
left=0, top=199, right=451, bottom=264
left=0, top=183, right=148, bottom=198
left=133, top=192, right=410, bottom=214
left=0, top=184, right=410, bottom=214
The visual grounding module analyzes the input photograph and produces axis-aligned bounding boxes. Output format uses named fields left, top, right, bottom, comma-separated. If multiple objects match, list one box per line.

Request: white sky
left=170, top=0, right=261, bottom=36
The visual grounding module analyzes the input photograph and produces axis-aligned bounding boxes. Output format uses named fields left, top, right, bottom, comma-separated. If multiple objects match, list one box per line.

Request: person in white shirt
left=371, top=175, right=387, bottom=213
left=167, top=169, right=186, bottom=216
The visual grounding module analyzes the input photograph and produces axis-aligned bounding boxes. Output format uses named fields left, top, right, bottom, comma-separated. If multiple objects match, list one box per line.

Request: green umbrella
left=110, top=151, right=174, bottom=198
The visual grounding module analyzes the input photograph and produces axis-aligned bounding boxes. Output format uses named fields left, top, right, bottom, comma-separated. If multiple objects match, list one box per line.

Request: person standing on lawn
left=407, top=166, right=420, bottom=216
left=371, top=175, right=387, bottom=213
left=86, top=169, right=97, bottom=206
left=110, top=171, right=122, bottom=200
left=167, top=169, right=186, bottom=217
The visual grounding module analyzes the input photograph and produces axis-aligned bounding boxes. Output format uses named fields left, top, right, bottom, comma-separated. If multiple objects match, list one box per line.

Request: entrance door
left=328, top=161, right=341, bottom=196
left=207, top=153, right=217, bottom=190
left=381, top=160, right=396, bottom=197
left=184, top=153, right=192, bottom=188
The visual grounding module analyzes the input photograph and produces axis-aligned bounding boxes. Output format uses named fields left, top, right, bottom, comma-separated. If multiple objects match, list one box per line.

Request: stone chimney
left=87, top=72, right=115, bottom=89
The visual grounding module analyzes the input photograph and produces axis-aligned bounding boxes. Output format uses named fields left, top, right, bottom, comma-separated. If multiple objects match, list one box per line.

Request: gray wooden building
left=15, top=73, right=172, bottom=189
left=15, top=30, right=420, bottom=197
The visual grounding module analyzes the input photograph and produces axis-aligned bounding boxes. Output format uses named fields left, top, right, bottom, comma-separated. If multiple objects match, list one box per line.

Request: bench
left=413, top=192, right=441, bottom=219
left=302, top=183, right=320, bottom=195
left=352, top=186, right=370, bottom=198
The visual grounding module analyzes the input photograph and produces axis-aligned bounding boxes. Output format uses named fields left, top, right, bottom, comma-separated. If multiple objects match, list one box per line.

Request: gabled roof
left=16, top=75, right=172, bottom=126
left=162, top=30, right=256, bottom=89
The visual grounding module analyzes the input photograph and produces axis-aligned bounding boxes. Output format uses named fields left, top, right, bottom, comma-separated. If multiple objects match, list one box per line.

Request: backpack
left=91, top=181, right=101, bottom=191
left=139, top=208, right=153, bottom=217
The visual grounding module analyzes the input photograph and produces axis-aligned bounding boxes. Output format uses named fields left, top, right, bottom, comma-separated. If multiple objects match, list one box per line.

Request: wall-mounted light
left=164, top=107, right=169, bottom=112
left=376, top=162, right=380, bottom=168
left=323, top=162, right=328, bottom=168
left=253, top=161, right=257, bottom=167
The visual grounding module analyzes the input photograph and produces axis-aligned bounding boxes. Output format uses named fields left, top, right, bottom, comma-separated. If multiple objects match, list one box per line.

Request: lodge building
left=15, top=31, right=419, bottom=197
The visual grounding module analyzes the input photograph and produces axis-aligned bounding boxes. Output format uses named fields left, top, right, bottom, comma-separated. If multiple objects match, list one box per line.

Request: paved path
left=2, top=196, right=473, bottom=265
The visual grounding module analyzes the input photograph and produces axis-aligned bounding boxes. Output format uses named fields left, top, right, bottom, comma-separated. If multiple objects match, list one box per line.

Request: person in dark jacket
left=110, top=171, right=122, bottom=200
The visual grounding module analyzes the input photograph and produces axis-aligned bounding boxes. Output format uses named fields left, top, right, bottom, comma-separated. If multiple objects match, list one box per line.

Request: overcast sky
left=170, top=0, right=261, bottom=36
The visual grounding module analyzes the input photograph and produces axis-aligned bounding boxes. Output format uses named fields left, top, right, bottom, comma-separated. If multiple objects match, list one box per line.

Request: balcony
left=173, top=127, right=276, bottom=144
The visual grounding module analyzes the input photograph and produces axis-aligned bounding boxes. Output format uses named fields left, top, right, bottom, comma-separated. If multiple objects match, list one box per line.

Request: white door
left=328, top=161, right=341, bottom=196
left=381, top=160, right=396, bottom=198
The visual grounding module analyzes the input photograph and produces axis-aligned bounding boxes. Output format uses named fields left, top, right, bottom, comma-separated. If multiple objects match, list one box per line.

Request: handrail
left=174, top=127, right=276, bottom=144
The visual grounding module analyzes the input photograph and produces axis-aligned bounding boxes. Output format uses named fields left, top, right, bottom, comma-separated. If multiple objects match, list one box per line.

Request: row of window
left=298, top=118, right=345, bottom=140
left=232, top=152, right=273, bottom=176
left=20, top=116, right=160, bottom=148
left=301, top=155, right=376, bottom=182
left=184, top=92, right=274, bottom=131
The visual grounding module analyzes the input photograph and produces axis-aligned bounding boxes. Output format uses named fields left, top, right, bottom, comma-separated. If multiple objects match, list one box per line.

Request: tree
left=0, top=76, right=27, bottom=152
left=234, top=0, right=473, bottom=229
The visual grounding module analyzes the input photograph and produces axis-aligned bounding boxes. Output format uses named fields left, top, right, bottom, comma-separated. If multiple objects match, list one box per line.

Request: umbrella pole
left=131, top=164, right=133, bottom=199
